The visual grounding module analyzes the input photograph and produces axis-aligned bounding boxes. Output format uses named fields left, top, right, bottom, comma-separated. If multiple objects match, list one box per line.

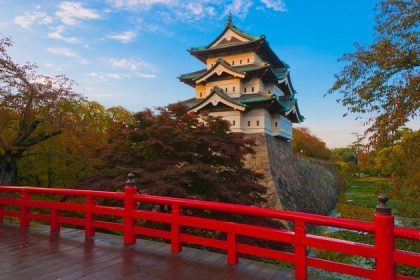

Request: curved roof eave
left=188, top=87, right=246, bottom=112
left=193, top=58, right=246, bottom=84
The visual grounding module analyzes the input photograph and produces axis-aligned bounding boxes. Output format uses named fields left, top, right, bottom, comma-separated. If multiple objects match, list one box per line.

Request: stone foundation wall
left=245, top=133, right=338, bottom=215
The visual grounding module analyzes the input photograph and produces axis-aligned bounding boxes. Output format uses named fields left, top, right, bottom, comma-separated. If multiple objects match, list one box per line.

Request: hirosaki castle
left=179, top=17, right=303, bottom=140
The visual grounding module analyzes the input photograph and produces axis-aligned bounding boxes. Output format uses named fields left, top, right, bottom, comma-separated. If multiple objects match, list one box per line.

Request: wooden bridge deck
left=0, top=223, right=311, bottom=280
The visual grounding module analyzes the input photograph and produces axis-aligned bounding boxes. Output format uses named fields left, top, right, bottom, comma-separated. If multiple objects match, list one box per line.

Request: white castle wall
left=208, top=108, right=293, bottom=140
left=206, top=52, right=263, bottom=69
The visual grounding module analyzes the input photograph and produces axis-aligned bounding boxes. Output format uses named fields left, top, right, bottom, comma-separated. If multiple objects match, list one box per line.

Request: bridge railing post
left=374, top=194, right=396, bottom=280
left=0, top=203, right=3, bottom=223
left=20, top=189, right=30, bottom=229
left=227, top=232, right=238, bottom=265
left=295, top=219, right=307, bottom=280
left=171, top=203, right=182, bottom=253
left=85, top=195, right=96, bottom=238
left=124, top=173, right=137, bottom=245
left=50, top=209, right=60, bottom=234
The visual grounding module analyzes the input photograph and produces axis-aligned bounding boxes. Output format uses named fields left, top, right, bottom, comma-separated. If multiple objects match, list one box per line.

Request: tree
left=17, top=102, right=133, bottom=187
left=292, top=127, right=332, bottom=160
left=74, top=104, right=266, bottom=206
left=328, top=0, right=419, bottom=147
left=0, top=38, right=83, bottom=185
left=73, top=104, right=286, bottom=249
left=374, top=129, right=419, bottom=216
left=332, top=147, right=356, bottom=162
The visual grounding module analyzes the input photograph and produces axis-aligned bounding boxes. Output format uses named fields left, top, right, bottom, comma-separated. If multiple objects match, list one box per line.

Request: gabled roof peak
left=204, top=18, right=260, bottom=49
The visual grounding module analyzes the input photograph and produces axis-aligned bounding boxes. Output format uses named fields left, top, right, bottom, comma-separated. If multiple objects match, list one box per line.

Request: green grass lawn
left=335, top=176, right=391, bottom=222
left=341, top=177, right=391, bottom=208
left=312, top=176, right=420, bottom=279
left=337, top=176, right=419, bottom=225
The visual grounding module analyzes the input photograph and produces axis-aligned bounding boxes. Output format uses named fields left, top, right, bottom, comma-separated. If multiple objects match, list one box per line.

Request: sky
left=1, top=0, right=415, bottom=148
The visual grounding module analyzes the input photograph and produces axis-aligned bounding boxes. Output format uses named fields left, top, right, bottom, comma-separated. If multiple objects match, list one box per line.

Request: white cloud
left=96, top=58, right=158, bottom=81
left=135, top=73, right=156, bottom=79
left=87, top=71, right=156, bottom=81
left=107, top=0, right=287, bottom=23
left=14, top=11, right=53, bottom=29
left=88, top=72, right=123, bottom=81
left=260, top=0, right=287, bottom=12
left=225, top=0, right=253, bottom=19
left=44, top=62, right=67, bottom=71
left=110, top=58, right=139, bottom=70
left=173, top=2, right=210, bottom=21
left=109, top=58, right=157, bottom=72
left=108, top=0, right=254, bottom=21
left=48, top=26, right=79, bottom=44
left=56, top=1, right=100, bottom=26
left=110, top=0, right=176, bottom=10
left=46, top=47, right=79, bottom=58
left=186, top=3, right=204, bottom=17
left=107, top=31, right=137, bottom=43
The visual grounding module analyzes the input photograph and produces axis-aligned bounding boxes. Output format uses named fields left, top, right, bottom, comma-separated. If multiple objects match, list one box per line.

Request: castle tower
left=179, top=18, right=304, bottom=140
left=176, top=18, right=325, bottom=213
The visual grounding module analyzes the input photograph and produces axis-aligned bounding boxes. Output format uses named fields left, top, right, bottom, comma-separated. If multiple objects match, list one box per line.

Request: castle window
left=247, top=121, right=250, bottom=126
left=233, top=86, right=235, bottom=92
left=232, top=61, right=235, bottom=65
left=232, top=120, right=235, bottom=126
left=225, top=88, right=228, bottom=93
left=244, top=87, right=247, bottom=93
left=240, top=59, right=242, bottom=64
left=199, top=92, right=202, bottom=98
left=256, top=120, right=260, bottom=126
left=275, top=122, right=278, bottom=127
left=268, top=90, right=271, bottom=94
left=251, top=87, right=255, bottom=92
left=247, top=58, right=250, bottom=63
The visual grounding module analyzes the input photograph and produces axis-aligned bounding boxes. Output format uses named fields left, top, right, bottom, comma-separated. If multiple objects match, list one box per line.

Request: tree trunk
left=0, top=152, right=19, bottom=185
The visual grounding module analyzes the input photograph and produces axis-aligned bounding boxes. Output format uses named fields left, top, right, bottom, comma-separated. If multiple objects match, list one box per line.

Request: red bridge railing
left=0, top=176, right=419, bottom=280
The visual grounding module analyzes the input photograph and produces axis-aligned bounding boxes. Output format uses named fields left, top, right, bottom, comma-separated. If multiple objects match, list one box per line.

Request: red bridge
left=0, top=178, right=419, bottom=280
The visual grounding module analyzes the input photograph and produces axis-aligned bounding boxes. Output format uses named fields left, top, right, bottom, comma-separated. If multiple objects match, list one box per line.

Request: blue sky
left=2, top=0, right=413, bottom=148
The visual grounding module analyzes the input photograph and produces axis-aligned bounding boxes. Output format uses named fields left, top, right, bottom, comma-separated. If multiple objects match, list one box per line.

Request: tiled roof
left=236, top=93, right=275, bottom=104
left=234, top=63, right=268, bottom=72
left=227, top=23, right=261, bottom=42
left=200, top=21, right=262, bottom=50
left=278, top=95, right=296, bottom=111
left=178, top=69, right=207, bottom=80
left=179, top=62, right=273, bottom=81
left=273, top=68, right=289, bottom=80
left=182, top=87, right=246, bottom=112
left=180, top=90, right=276, bottom=111
left=181, top=97, right=202, bottom=109
left=190, top=38, right=263, bottom=53
left=179, top=89, right=304, bottom=122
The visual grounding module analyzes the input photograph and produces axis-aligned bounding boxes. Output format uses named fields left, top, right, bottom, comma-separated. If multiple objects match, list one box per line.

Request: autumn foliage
left=292, top=127, right=332, bottom=160
left=328, top=0, right=419, bottom=147
left=73, top=104, right=266, bottom=206
left=0, top=38, right=83, bottom=185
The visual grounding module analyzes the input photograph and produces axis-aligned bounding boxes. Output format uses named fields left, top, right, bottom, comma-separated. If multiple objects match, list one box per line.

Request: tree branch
left=22, top=130, right=62, bottom=149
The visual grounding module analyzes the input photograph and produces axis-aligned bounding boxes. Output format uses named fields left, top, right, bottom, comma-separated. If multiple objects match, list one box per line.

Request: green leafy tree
left=0, top=38, right=83, bottom=185
left=328, top=0, right=419, bottom=147
left=376, top=129, right=419, bottom=216
left=17, top=101, right=133, bottom=187
left=331, top=147, right=356, bottom=162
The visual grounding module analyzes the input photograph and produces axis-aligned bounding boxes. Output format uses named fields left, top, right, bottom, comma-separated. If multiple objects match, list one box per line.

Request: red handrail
left=0, top=184, right=418, bottom=280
